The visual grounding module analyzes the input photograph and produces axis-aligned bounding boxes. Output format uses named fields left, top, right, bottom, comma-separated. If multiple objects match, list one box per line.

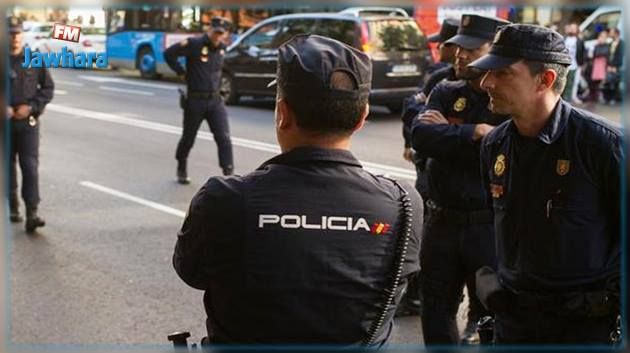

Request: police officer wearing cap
left=411, top=14, right=510, bottom=345
left=402, top=18, right=460, bottom=194
left=165, top=17, right=234, bottom=184
left=471, top=24, right=622, bottom=344
left=173, top=34, right=423, bottom=346
left=8, top=17, right=54, bottom=233
left=398, top=17, right=460, bottom=318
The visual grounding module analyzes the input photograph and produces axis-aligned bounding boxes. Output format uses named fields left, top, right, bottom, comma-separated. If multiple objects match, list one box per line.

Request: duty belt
left=425, top=199, right=493, bottom=225
left=188, top=91, right=220, bottom=99
left=505, top=279, right=620, bottom=318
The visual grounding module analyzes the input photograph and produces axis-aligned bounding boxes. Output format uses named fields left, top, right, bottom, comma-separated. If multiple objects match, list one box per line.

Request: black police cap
left=210, top=16, right=231, bottom=33
left=468, top=24, right=572, bottom=70
left=428, top=18, right=459, bottom=43
left=8, top=16, right=23, bottom=34
left=268, top=34, right=372, bottom=101
left=445, top=14, right=510, bottom=50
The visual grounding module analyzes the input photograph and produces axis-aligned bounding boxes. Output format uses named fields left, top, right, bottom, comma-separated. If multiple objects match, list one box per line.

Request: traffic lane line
left=80, top=181, right=186, bottom=218
left=99, top=86, right=156, bottom=96
left=47, top=103, right=416, bottom=181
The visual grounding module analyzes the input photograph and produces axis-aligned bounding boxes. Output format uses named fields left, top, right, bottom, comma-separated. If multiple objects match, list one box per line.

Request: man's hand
left=473, top=123, right=494, bottom=141
left=418, top=109, right=448, bottom=125
left=403, top=148, right=415, bottom=162
left=13, top=104, right=31, bottom=120
left=7, top=106, right=14, bottom=119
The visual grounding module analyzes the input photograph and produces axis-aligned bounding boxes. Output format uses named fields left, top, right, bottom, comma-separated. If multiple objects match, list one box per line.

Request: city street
left=8, top=68, right=620, bottom=347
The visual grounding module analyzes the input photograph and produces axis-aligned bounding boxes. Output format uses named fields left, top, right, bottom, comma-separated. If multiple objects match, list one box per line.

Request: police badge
left=494, top=154, right=506, bottom=176
left=454, top=97, right=466, bottom=112
left=201, top=46, right=209, bottom=62
left=556, top=160, right=570, bottom=176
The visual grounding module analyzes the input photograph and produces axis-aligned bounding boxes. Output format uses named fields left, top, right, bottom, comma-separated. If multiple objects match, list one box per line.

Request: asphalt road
left=7, top=68, right=621, bottom=349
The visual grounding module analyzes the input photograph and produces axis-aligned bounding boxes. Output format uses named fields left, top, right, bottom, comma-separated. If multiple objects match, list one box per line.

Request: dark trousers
left=176, top=96, right=233, bottom=169
left=420, top=217, right=495, bottom=345
left=9, top=119, right=40, bottom=209
left=495, top=303, right=617, bottom=345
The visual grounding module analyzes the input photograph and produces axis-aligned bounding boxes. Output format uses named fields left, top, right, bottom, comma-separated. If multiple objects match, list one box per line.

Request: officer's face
left=209, top=30, right=227, bottom=46
left=481, top=61, right=539, bottom=115
left=439, top=43, right=457, bottom=64
left=454, top=42, right=491, bottom=79
left=10, top=32, right=23, bottom=52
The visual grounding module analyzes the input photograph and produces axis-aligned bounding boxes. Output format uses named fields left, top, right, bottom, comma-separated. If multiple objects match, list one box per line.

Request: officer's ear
left=352, top=103, right=369, bottom=132
left=276, top=98, right=295, bottom=130
left=538, top=69, right=558, bottom=92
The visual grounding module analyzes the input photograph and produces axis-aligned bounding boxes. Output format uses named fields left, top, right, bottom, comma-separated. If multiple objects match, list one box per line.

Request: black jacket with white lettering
left=173, top=147, right=423, bottom=346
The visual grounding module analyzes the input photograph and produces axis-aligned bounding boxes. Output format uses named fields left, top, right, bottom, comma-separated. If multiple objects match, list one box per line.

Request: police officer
left=164, top=17, right=234, bottom=184
left=411, top=14, right=509, bottom=345
left=397, top=17, right=459, bottom=318
left=8, top=17, right=54, bottom=233
left=471, top=24, right=622, bottom=344
left=173, top=34, right=423, bottom=346
left=402, top=18, right=460, bottom=195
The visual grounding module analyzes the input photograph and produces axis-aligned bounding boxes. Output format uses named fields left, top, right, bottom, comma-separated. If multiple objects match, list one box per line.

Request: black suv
left=221, top=12, right=429, bottom=113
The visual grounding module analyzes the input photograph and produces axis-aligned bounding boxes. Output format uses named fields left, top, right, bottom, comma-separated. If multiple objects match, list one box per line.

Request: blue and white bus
left=105, top=6, right=203, bottom=79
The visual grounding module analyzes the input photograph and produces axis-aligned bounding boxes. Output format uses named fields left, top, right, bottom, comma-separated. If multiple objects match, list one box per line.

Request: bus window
left=107, top=10, right=126, bottom=33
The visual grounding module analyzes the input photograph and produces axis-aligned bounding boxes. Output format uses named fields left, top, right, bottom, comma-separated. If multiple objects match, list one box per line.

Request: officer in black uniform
left=471, top=24, right=622, bottom=344
left=8, top=17, right=54, bottom=233
left=397, top=17, right=459, bottom=318
left=164, top=17, right=234, bottom=184
left=173, top=34, right=423, bottom=347
left=402, top=18, right=460, bottom=195
left=411, top=14, right=509, bottom=345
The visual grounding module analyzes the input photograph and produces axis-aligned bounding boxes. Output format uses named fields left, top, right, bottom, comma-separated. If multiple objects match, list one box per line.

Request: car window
left=313, top=19, right=359, bottom=48
left=241, top=22, right=280, bottom=49
left=37, top=25, right=52, bottom=33
left=365, top=18, right=425, bottom=52
left=582, top=11, right=621, bottom=42
left=272, top=18, right=317, bottom=47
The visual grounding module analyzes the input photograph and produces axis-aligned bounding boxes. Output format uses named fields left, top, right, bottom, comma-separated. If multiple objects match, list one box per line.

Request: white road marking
left=54, top=80, right=85, bottom=87
left=80, top=181, right=186, bottom=218
left=54, top=90, right=67, bottom=95
left=47, top=104, right=416, bottom=181
left=99, top=86, right=155, bottom=96
left=79, top=74, right=179, bottom=91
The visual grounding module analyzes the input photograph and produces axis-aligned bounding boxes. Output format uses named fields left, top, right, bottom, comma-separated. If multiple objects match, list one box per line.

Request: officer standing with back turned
left=165, top=17, right=234, bottom=184
left=173, top=34, right=423, bottom=347
left=8, top=17, right=54, bottom=233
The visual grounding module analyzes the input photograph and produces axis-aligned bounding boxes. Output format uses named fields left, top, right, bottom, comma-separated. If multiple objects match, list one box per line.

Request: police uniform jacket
left=173, top=147, right=423, bottom=345
left=164, top=34, right=226, bottom=93
left=480, top=99, right=622, bottom=291
left=412, top=80, right=508, bottom=210
left=402, top=65, right=456, bottom=148
left=10, top=49, right=54, bottom=117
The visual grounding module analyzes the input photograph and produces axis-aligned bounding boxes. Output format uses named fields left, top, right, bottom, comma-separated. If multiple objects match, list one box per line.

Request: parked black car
left=220, top=12, right=430, bottom=113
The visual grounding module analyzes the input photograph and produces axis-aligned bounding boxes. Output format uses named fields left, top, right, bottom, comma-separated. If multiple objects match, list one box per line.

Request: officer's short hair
left=277, top=68, right=368, bottom=135
left=523, top=60, right=569, bottom=94
left=270, top=34, right=372, bottom=136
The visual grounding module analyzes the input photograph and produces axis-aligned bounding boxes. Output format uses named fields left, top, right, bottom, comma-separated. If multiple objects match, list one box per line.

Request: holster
left=178, top=88, right=187, bottom=110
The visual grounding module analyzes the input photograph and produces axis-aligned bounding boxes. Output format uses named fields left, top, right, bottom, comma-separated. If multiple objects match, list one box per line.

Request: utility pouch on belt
left=178, top=88, right=187, bottom=109
left=476, top=266, right=509, bottom=315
